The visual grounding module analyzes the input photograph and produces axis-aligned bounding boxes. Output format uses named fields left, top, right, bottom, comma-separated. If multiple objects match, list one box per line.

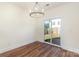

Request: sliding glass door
left=44, top=20, right=51, bottom=43
left=44, top=18, right=61, bottom=45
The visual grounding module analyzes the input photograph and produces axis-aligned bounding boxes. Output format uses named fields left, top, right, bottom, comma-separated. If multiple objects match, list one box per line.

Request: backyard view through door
left=44, top=18, right=61, bottom=45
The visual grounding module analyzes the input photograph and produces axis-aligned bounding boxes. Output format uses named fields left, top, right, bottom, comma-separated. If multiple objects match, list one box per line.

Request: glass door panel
left=44, top=18, right=61, bottom=45
left=44, top=20, right=51, bottom=43
left=51, top=18, right=61, bottom=45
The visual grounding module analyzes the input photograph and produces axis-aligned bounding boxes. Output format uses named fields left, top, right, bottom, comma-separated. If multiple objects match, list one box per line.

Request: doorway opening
left=44, top=18, right=61, bottom=45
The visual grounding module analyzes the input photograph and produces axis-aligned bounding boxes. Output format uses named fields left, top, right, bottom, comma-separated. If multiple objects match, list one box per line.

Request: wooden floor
left=0, top=41, right=79, bottom=57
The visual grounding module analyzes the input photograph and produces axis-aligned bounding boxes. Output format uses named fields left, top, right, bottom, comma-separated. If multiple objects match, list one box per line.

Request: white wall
left=37, top=3, right=79, bottom=53
left=34, top=18, right=44, bottom=42
left=0, top=4, right=36, bottom=53
left=1, top=3, right=79, bottom=54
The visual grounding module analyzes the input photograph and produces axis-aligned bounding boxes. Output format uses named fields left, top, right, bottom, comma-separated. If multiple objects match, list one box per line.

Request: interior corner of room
left=0, top=2, right=79, bottom=56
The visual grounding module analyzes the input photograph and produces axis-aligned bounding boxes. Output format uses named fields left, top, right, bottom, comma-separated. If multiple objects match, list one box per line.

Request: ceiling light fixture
left=29, top=2, right=45, bottom=18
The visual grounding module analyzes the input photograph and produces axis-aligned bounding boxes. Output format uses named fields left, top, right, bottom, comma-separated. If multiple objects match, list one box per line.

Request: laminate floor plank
left=0, top=41, right=79, bottom=57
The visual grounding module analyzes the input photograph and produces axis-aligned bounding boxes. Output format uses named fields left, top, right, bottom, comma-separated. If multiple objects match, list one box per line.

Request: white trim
left=39, top=41, right=79, bottom=54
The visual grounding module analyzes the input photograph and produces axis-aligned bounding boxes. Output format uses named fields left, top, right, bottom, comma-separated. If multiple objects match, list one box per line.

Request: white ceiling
left=21, top=2, right=68, bottom=9
left=0, top=2, right=68, bottom=11
left=20, top=2, right=68, bottom=11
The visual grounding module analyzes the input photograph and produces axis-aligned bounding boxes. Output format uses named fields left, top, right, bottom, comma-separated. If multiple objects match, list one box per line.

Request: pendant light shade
left=29, top=2, right=44, bottom=18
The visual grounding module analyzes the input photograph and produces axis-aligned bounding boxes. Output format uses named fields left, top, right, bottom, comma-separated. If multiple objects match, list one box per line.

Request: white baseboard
left=39, top=41, right=79, bottom=54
